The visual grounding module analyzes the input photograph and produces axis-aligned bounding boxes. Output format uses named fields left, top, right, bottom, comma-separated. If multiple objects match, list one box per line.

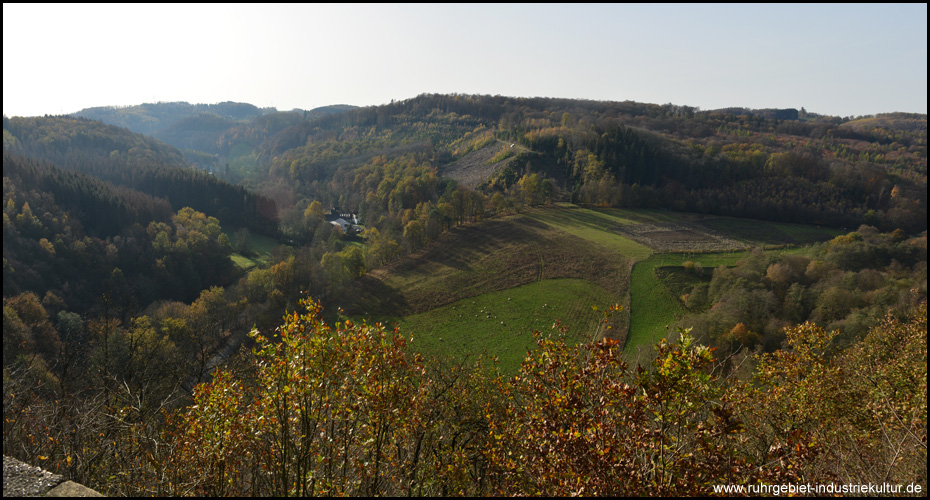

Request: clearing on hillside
left=612, top=222, right=749, bottom=252
left=531, top=205, right=841, bottom=252
left=225, top=227, right=288, bottom=271
left=440, top=142, right=516, bottom=188
left=337, top=212, right=632, bottom=344
left=337, top=204, right=844, bottom=362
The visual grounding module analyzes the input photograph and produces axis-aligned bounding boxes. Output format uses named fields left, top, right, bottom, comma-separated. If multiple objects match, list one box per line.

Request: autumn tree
left=162, top=298, right=487, bottom=496
left=403, top=219, right=425, bottom=251
left=733, top=301, right=927, bottom=487
left=483, top=320, right=752, bottom=496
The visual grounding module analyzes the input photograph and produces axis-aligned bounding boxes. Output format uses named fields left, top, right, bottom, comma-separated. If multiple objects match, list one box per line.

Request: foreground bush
left=158, top=300, right=925, bottom=496
left=8, top=299, right=924, bottom=495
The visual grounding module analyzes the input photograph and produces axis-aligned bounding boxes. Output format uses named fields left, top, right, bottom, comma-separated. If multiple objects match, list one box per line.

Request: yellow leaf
left=38, top=455, right=48, bottom=460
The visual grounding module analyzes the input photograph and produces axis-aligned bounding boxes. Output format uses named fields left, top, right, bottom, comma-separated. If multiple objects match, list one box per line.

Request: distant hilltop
left=70, top=101, right=358, bottom=136
left=710, top=107, right=800, bottom=121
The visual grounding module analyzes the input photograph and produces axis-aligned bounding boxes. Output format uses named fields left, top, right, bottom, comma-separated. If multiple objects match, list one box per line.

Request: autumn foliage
left=162, top=299, right=487, bottom=496
left=147, top=299, right=927, bottom=496
left=4, top=296, right=926, bottom=495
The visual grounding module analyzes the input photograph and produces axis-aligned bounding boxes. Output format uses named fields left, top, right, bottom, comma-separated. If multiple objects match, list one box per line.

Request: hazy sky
left=4, top=3, right=927, bottom=118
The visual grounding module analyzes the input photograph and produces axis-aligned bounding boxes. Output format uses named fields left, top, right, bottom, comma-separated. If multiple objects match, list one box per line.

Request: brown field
left=612, top=222, right=750, bottom=253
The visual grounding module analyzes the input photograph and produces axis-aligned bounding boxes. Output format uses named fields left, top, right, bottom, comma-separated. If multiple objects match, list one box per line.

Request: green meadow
left=342, top=204, right=844, bottom=365
left=524, top=205, right=654, bottom=260
left=225, top=228, right=285, bottom=271
left=627, top=252, right=752, bottom=351
left=389, top=279, right=613, bottom=374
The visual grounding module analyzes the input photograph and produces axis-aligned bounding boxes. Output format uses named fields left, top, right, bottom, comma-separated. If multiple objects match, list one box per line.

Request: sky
left=3, top=3, right=927, bottom=118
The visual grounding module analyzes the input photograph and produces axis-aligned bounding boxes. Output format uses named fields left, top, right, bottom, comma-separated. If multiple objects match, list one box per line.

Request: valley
left=332, top=202, right=843, bottom=370
left=3, top=94, right=925, bottom=496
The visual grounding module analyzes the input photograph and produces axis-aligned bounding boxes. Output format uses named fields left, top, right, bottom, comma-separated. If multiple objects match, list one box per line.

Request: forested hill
left=2, top=114, right=283, bottom=314
left=2, top=95, right=926, bottom=496
left=40, top=95, right=929, bottom=237
left=71, top=101, right=358, bottom=136
left=71, top=101, right=272, bottom=136
left=4, top=114, right=187, bottom=168
left=213, top=94, right=925, bottom=238
left=70, top=102, right=358, bottom=161
left=5, top=95, right=924, bottom=261
left=3, top=115, right=278, bottom=234
left=3, top=152, right=173, bottom=238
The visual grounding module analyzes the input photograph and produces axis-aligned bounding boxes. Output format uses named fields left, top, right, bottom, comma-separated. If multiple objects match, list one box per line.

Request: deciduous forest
left=3, top=94, right=926, bottom=495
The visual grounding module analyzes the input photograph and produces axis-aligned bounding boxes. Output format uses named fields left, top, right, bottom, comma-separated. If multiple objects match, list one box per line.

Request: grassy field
left=627, top=252, right=754, bottom=352
left=523, top=205, right=654, bottom=260
left=225, top=228, right=284, bottom=270
left=339, top=204, right=843, bottom=363
left=337, top=213, right=633, bottom=370
left=340, top=214, right=632, bottom=320
left=229, top=253, right=259, bottom=271
left=625, top=246, right=818, bottom=352
left=388, top=279, right=614, bottom=374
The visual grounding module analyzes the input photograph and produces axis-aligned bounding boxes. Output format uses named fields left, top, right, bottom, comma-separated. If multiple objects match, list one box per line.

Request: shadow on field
left=339, top=213, right=634, bottom=340
left=339, top=275, right=409, bottom=317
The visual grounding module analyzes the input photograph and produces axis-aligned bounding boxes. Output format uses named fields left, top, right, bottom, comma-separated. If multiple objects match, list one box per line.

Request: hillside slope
left=337, top=212, right=633, bottom=343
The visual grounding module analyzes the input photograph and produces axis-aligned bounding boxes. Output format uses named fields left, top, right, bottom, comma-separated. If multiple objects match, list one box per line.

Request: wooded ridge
left=3, top=93, right=926, bottom=495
